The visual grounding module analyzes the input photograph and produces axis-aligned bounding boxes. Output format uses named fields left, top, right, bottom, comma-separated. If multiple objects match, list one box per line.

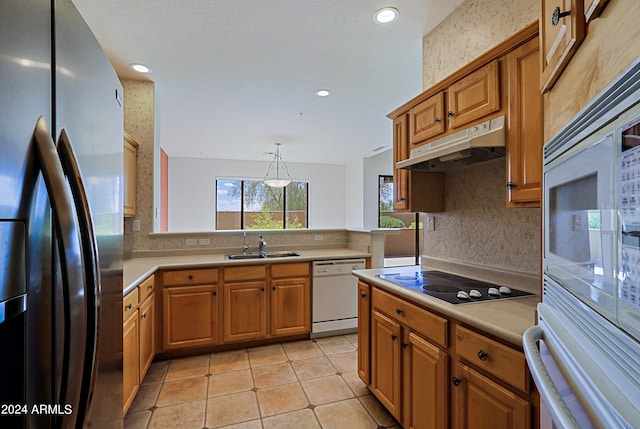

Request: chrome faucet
left=242, top=231, right=250, bottom=254
left=258, top=235, right=267, bottom=256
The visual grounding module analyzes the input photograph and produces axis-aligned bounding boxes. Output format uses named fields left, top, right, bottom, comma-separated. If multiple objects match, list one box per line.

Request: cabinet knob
left=272, top=286, right=276, bottom=291
left=447, top=111, right=454, bottom=118
left=142, top=313, right=147, bottom=319
left=397, top=196, right=405, bottom=202
left=125, top=303, right=132, bottom=310
left=434, top=118, right=441, bottom=123
left=188, top=275, right=193, bottom=280
left=506, top=182, right=516, bottom=190
left=452, top=377, right=461, bottom=386
left=391, top=334, right=398, bottom=341
left=551, top=6, right=570, bottom=26
left=148, top=284, right=153, bottom=290
left=361, top=292, right=367, bottom=298
left=261, top=287, right=265, bottom=292
left=477, top=350, right=489, bottom=361
left=212, top=291, right=217, bottom=296
left=402, top=342, right=409, bottom=349
left=396, top=308, right=403, bottom=315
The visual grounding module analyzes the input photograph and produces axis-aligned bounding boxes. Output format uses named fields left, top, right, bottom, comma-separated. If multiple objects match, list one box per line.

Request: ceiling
left=72, top=0, right=463, bottom=165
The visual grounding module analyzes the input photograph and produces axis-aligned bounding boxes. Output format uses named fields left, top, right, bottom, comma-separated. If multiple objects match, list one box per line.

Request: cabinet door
left=162, top=284, right=218, bottom=350
left=403, top=332, right=448, bottom=429
left=223, top=281, right=267, bottom=342
left=540, top=0, right=585, bottom=92
left=409, top=92, right=445, bottom=146
left=370, top=310, right=402, bottom=421
left=506, top=36, right=543, bottom=207
left=123, top=311, right=139, bottom=415
left=357, top=281, right=371, bottom=385
left=270, top=277, right=309, bottom=337
left=452, top=363, right=531, bottom=429
left=123, top=132, right=137, bottom=218
left=138, top=293, right=155, bottom=381
left=447, top=60, right=500, bottom=129
left=393, top=114, right=410, bottom=212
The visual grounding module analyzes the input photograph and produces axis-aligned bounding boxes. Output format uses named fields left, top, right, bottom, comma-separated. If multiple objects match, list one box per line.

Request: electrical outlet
left=572, top=214, right=584, bottom=231
left=198, top=238, right=211, bottom=246
left=185, top=238, right=197, bottom=246
left=315, top=235, right=324, bottom=241
left=132, top=219, right=141, bottom=231
left=427, top=216, right=435, bottom=231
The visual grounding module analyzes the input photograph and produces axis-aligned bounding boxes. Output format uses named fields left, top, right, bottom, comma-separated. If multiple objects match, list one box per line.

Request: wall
left=168, top=157, right=346, bottom=231
left=363, top=149, right=393, bottom=229
left=344, top=159, right=364, bottom=228
left=419, top=0, right=540, bottom=275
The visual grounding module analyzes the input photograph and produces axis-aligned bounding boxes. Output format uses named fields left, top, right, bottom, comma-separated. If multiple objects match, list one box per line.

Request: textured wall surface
left=422, top=0, right=537, bottom=89
left=420, top=0, right=540, bottom=275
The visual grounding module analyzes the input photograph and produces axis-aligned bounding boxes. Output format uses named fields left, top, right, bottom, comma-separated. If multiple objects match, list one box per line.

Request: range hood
left=396, top=115, right=506, bottom=171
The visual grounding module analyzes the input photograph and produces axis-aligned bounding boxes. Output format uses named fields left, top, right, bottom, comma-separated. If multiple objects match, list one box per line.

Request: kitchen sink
left=226, top=251, right=300, bottom=260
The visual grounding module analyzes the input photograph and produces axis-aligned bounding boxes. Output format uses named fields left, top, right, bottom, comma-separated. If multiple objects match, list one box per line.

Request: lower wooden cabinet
left=223, top=281, right=268, bottom=342
left=138, top=292, right=155, bottom=381
left=357, top=281, right=371, bottom=384
left=270, top=277, right=310, bottom=336
left=122, top=307, right=139, bottom=415
left=370, top=310, right=402, bottom=420
left=452, top=362, right=531, bottom=429
left=163, top=284, right=219, bottom=349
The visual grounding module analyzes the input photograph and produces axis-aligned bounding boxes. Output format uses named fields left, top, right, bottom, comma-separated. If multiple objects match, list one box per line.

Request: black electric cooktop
left=375, top=270, right=534, bottom=304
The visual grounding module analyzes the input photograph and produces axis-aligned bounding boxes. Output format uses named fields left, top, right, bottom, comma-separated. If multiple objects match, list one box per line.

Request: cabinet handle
left=396, top=308, right=403, bottom=315
left=477, top=350, right=489, bottom=361
left=361, top=292, right=367, bottom=298
left=142, top=313, right=147, bottom=319
left=212, top=291, right=217, bottom=296
left=447, top=111, right=454, bottom=118
left=452, top=377, right=461, bottom=386
left=261, top=287, right=265, bottom=292
left=391, top=334, right=398, bottom=341
left=506, top=181, right=516, bottom=190
left=402, top=342, right=409, bottom=349
left=148, top=284, right=153, bottom=290
left=125, top=303, right=132, bottom=310
left=551, top=6, right=570, bottom=26
left=188, top=275, right=193, bottom=280
left=434, top=118, right=441, bottom=123
left=272, top=286, right=276, bottom=291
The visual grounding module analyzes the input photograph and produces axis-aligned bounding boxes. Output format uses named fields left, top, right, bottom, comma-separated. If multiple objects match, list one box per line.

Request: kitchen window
left=215, top=179, right=308, bottom=230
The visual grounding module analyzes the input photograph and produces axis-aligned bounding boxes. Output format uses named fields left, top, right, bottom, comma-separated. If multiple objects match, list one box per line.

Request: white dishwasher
left=311, top=259, right=366, bottom=338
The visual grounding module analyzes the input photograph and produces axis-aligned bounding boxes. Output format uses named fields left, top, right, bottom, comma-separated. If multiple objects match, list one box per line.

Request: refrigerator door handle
left=57, top=128, right=100, bottom=428
left=32, top=117, right=87, bottom=429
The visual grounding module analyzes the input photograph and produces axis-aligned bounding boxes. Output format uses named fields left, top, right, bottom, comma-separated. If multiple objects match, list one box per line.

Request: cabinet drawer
left=271, top=262, right=310, bottom=278
left=163, top=268, right=218, bottom=286
left=372, top=287, right=448, bottom=348
left=123, top=288, right=139, bottom=321
left=224, top=265, right=266, bottom=282
left=455, top=325, right=528, bottom=392
left=138, top=274, right=155, bottom=302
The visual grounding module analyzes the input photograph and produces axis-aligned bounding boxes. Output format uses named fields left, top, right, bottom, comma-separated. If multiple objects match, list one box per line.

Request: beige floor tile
left=248, top=344, right=288, bottom=368
left=251, top=362, right=297, bottom=388
left=314, top=398, right=378, bottom=429
left=256, top=382, right=309, bottom=417
left=148, top=400, right=205, bottom=429
left=341, top=371, right=369, bottom=397
left=327, top=351, right=357, bottom=373
left=301, top=375, right=354, bottom=406
left=282, top=340, right=324, bottom=361
left=208, top=369, right=254, bottom=398
left=206, top=391, right=260, bottom=428
left=124, top=409, right=151, bottom=429
left=155, top=376, right=207, bottom=407
left=344, top=333, right=358, bottom=346
left=217, top=420, right=262, bottom=429
left=210, top=349, right=250, bottom=374
left=142, top=361, right=169, bottom=385
left=262, top=408, right=321, bottom=429
left=359, top=394, right=399, bottom=427
left=129, top=382, right=161, bottom=411
left=164, top=354, right=210, bottom=382
left=315, top=336, right=356, bottom=355
left=291, top=356, right=337, bottom=381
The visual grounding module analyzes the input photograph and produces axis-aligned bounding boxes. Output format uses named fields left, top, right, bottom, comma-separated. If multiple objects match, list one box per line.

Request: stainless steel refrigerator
left=1, top=0, right=124, bottom=427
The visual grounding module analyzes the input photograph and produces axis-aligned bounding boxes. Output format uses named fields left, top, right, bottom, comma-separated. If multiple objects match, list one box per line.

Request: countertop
left=123, top=248, right=370, bottom=296
left=353, top=265, right=539, bottom=348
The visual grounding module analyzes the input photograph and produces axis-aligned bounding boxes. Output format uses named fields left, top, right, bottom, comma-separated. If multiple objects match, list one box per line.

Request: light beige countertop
left=123, top=248, right=370, bottom=296
left=353, top=265, right=540, bottom=348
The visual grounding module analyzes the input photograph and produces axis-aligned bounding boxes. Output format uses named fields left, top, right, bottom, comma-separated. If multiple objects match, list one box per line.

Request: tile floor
left=125, top=334, right=400, bottom=429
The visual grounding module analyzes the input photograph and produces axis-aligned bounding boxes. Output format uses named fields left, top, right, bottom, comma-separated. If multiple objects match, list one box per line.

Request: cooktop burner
left=375, top=270, right=534, bottom=304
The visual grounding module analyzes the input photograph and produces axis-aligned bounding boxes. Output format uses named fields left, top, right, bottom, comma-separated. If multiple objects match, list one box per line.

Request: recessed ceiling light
left=316, top=89, right=331, bottom=97
left=373, top=7, right=399, bottom=24
left=130, top=63, right=151, bottom=73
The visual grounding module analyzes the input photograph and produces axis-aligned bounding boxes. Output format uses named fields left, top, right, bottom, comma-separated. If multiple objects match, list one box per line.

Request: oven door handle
left=523, top=325, right=583, bottom=429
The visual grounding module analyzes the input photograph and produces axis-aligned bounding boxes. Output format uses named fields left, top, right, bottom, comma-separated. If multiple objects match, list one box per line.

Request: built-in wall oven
left=524, top=58, right=640, bottom=428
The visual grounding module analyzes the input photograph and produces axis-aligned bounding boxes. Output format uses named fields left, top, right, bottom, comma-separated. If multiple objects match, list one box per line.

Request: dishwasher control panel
left=312, top=259, right=366, bottom=276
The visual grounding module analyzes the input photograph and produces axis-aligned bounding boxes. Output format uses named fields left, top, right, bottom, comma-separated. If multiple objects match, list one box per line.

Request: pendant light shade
left=264, top=143, right=292, bottom=188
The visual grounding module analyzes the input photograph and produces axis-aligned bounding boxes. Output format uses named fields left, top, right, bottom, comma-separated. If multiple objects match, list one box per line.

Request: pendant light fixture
left=264, top=143, right=292, bottom=188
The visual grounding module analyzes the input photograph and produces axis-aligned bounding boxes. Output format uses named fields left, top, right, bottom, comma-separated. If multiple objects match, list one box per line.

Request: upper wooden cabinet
left=409, top=92, right=445, bottom=146
left=123, top=132, right=138, bottom=218
left=540, top=0, right=585, bottom=93
left=584, top=0, right=610, bottom=23
left=447, top=60, right=500, bottom=129
left=506, top=36, right=543, bottom=207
